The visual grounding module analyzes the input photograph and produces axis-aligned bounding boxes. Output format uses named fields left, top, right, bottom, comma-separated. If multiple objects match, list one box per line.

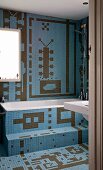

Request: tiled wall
left=0, top=9, right=78, bottom=101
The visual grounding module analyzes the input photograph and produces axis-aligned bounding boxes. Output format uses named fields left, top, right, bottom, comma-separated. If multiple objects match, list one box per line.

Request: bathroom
left=0, top=1, right=89, bottom=170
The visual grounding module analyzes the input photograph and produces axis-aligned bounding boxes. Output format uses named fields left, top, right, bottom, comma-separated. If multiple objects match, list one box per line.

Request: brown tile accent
left=15, top=87, right=22, bottom=92
left=40, top=80, right=61, bottom=94
left=39, top=72, right=43, bottom=76
left=20, top=140, right=24, bottom=148
left=57, top=108, right=75, bottom=125
left=39, top=49, right=42, bottom=54
left=29, top=47, right=32, bottom=53
left=40, top=133, right=50, bottom=135
left=32, top=154, right=88, bottom=169
left=13, top=119, right=24, bottom=124
left=66, top=146, right=84, bottom=154
left=21, top=154, right=34, bottom=170
left=78, top=128, right=82, bottom=144
left=42, top=47, right=49, bottom=78
left=0, top=83, right=3, bottom=96
left=29, top=76, right=32, bottom=82
left=49, top=50, right=54, bottom=54
left=28, top=167, right=33, bottom=170
left=3, top=10, right=10, bottom=28
left=13, top=167, right=24, bottom=170
left=20, top=153, right=24, bottom=157
left=20, top=151, right=24, bottom=155
left=74, top=127, right=82, bottom=144
left=29, top=85, right=72, bottom=98
left=16, top=12, right=27, bottom=101
left=48, top=108, right=52, bottom=111
left=3, top=87, right=9, bottom=91
left=29, top=60, right=32, bottom=68
left=13, top=112, right=44, bottom=129
left=71, top=111, right=75, bottom=126
left=29, top=18, right=34, bottom=26
left=79, top=143, right=88, bottom=150
left=17, top=12, right=23, bottom=21
left=36, top=18, right=66, bottom=24
left=29, top=29, right=32, bottom=44
left=49, top=57, right=54, bottom=61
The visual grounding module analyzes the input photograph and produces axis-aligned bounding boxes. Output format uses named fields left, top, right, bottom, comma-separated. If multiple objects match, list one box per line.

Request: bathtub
left=0, top=98, right=88, bottom=156
left=0, top=98, right=79, bottom=112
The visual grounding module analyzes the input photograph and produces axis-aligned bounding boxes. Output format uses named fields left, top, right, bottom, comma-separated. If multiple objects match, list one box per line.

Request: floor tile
left=0, top=143, right=89, bottom=170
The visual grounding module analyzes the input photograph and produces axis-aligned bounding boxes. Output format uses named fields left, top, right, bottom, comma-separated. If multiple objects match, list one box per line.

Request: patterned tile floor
left=0, top=143, right=89, bottom=170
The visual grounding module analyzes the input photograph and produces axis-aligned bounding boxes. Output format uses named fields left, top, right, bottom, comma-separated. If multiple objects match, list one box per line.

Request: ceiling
left=0, top=0, right=89, bottom=20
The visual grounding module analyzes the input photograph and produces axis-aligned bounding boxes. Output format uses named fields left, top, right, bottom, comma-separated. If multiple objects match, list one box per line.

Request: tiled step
left=5, top=126, right=88, bottom=156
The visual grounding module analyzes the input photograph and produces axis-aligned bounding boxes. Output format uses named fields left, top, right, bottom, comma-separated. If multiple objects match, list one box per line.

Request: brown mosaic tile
left=13, top=167, right=24, bottom=170
left=57, top=108, right=75, bottom=125
left=20, top=140, right=24, bottom=148
left=40, top=80, right=61, bottom=94
left=13, top=112, right=44, bottom=129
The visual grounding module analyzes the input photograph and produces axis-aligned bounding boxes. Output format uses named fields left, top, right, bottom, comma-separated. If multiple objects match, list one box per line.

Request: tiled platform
left=0, top=143, right=89, bottom=170
left=5, top=125, right=88, bottom=156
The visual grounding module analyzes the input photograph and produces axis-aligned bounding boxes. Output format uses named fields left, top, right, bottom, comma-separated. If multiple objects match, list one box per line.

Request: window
left=0, top=28, right=21, bottom=82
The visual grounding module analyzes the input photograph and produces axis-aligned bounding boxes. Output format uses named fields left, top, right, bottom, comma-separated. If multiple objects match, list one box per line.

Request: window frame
left=0, top=28, right=21, bottom=82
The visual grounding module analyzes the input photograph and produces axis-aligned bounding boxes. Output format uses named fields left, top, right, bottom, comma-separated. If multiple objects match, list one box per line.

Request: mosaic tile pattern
left=4, top=108, right=87, bottom=134
left=0, top=143, right=89, bottom=170
left=2, top=106, right=88, bottom=156
left=5, top=126, right=88, bottom=156
left=0, top=9, right=78, bottom=101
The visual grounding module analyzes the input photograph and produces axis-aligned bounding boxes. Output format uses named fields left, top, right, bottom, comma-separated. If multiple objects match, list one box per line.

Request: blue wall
left=0, top=9, right=88, bottom=101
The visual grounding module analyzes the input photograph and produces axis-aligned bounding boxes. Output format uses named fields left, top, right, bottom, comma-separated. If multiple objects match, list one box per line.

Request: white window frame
left=0, top=28, right=21, bottom=82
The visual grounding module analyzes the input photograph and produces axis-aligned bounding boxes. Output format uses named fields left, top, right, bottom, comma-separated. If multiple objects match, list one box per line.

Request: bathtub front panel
left=5, top=108, right=86, bottom=134
left=2, top=105, right=88, bottom=156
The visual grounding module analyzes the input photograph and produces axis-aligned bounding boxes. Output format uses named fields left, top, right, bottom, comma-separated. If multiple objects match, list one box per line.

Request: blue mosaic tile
left=0, top=143, right=89, bottom=170
left=5, top=126, right=88, bottom=156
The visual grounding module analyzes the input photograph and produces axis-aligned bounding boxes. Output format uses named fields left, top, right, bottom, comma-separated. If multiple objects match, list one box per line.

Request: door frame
left=89, top=0, right=103, bottom=169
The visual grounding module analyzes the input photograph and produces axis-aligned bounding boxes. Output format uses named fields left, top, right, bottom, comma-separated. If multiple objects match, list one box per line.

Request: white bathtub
left=0, top=98, right=79, bottom=112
